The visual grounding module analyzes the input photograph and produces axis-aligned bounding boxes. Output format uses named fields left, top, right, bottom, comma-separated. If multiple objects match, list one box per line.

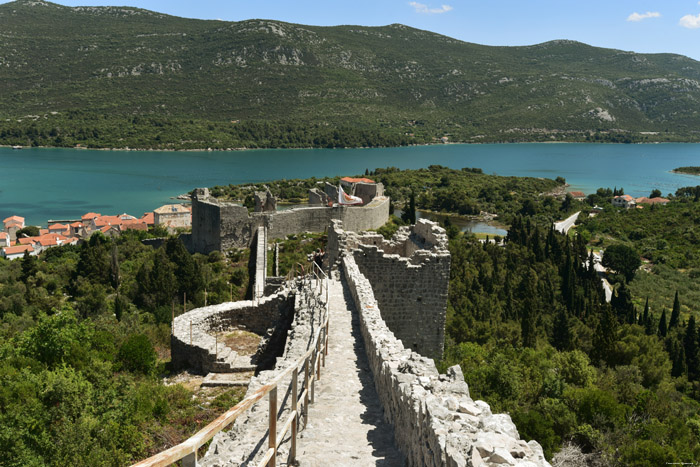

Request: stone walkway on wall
left=296, top=277, right=405, bottom=466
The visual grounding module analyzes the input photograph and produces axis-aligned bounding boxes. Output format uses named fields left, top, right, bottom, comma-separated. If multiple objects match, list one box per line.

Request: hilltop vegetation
left=2, top=0, right=700, bottom=149
left=0, top=232, right=250, bottom=465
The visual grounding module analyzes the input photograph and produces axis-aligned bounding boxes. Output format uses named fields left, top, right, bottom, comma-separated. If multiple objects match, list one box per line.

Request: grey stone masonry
left=190, top=187, right=389, bottom=253
left=252, top=227, right=267, bottom=301
left=171, top=289, right=294, bottom=374
left=329, top=219, right=450, bottom=360
left=342, top=255, right=552, bottom=467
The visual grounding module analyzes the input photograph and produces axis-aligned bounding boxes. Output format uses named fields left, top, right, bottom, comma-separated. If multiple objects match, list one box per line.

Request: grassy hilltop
left=2, top=0, right=700, bottom=148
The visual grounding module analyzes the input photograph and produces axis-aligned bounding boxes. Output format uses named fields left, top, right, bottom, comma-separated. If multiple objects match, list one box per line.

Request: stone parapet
left=342, top=255, right=551, bottom=467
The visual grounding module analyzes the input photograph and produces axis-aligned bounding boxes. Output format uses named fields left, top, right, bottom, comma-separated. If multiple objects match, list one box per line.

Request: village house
left=154, top=204, right=191, bottom=230
left=0, top=232, right=9, bottom=248
left=141, top=212, right=155, bottom=227
left=48, top=223, right=70, bottom=236
left=3, top=215, right=25, bottom=242
left=1, top=244, right=35, bottom=261
left=612, top=194, right=636, bottom=209
left=569, top=191, right=586, bottom=201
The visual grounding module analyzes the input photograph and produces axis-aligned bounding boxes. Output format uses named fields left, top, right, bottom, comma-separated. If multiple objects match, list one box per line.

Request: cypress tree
left=592, top=306, right=618, bottom=366
left=670, top=291, right=681, bottom=329
left=658, top=309, right=668, bottom=337
left=670, top=338, right=687, bottom=378
left=552, top=306, right=572, bottom=351
left=685, top=316, right=699, bottom=381
left=642, top=297, right=649, bottom=325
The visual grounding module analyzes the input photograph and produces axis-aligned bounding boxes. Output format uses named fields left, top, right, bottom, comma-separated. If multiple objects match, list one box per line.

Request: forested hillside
left=2, top=0, right=700, bottom=148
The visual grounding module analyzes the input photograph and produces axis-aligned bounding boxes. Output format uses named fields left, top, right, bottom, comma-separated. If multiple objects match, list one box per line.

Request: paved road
left=296, top=278, right=405, bottom=466
left=591, top=252, right=612, bottom=302
left=553, top=211, right=581, bottom=234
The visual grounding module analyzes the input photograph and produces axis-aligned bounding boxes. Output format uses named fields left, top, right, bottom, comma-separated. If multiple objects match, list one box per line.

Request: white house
left=612, top=195, right=636, bottom=209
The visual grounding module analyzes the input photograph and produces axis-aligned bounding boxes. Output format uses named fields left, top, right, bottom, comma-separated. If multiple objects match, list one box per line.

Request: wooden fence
left=132, top=261, right=330, bottom=467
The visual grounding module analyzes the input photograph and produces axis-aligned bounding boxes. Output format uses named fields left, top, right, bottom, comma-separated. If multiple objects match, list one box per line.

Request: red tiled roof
left=81, top=212, right=101, bottom=221
left=0, top=232, right=8, bottom=239
left=141, top=212, right=155, bottom=225
left=636, top=197, right=669, bottom=205
left=70, top=222, right=82, bottom=228
left=122, top=222, right=148, bottom=231
left=49, top=223, right=68, bottom=231
left=37, top=237, right=58, bottom=247
left=569, top=191, right=585, bottom=197
left=93, top=215, right=122, bottom=227
left=39, top=229, right=49, bottom=236
left=340, top=177, right=375, bottom=184
left=5, top=220, right=22, bottom=228
left=615, top=195, right=635, bottom=201
left=3, top=244, right=33, bottom=255
left=18, top=237, right=36, bottom=245
left=3, top=215, right=24, bottom=224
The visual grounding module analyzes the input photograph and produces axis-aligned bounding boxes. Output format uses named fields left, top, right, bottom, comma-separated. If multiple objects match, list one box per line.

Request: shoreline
left=3, top=140, right=700, bottom=153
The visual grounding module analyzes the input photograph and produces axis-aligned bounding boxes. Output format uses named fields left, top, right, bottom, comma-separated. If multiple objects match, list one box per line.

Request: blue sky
left=4, top=0, right=700, bottom=60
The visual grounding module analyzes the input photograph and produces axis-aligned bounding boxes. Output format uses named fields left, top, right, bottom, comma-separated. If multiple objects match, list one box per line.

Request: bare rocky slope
left=2, top=0, right=700, bottom=148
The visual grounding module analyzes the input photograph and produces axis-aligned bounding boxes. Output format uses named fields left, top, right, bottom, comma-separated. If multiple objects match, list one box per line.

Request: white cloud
left=626, top=11, right=661, bottom=22
left=680, top=13, right=700, bottom=28
left=409, top=2, right=453, bottom=14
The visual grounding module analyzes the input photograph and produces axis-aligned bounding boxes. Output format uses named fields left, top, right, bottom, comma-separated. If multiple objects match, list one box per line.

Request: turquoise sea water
left=2, top=143, right=699, bottom=226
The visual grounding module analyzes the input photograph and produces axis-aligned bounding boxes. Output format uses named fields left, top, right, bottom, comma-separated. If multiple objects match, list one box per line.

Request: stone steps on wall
left=201, top=372, right=253, bottom=387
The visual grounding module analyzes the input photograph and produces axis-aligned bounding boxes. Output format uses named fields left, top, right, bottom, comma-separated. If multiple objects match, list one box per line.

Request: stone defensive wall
left=329, top=218, right=450, bottom=360
left=342, top=254, right=551, bottom=467
left=189, top=188, right=390, bottom=253
left=171, top=289, right=295, bottom=374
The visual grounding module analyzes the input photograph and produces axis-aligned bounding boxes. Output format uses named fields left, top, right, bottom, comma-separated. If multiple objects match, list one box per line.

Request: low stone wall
left=342, top=255, right=551, bottom=467
left=171, top=290, right=294, bottom=374
left=201, top=286, right=327, bottom=466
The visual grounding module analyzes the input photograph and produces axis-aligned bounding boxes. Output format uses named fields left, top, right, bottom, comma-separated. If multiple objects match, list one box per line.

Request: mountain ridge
left=1, top=0, right=699, bottom=149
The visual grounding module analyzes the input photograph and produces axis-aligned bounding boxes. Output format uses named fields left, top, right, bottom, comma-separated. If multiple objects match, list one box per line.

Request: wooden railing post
left=268, top=386, right=277, bottom=467
left=316, top=337, right=322, bottom=380
left=291, top=366, right=298, bottom=463
left=182, top=452, right=196, bottom=467
left=304, top=356, right=310, bottom=425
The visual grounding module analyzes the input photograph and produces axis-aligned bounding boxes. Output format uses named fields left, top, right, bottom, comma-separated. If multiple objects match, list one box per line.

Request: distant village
left=1, top=203, right=191, bottom=260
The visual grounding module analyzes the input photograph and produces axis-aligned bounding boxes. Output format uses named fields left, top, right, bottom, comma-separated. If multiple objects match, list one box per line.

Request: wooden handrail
left=132, top=274, right=330, bottom=467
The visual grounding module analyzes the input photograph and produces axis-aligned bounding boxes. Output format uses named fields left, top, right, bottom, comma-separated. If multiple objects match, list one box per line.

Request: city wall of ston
left=188, top=188, right=390, bottom=253
left=342, top=254, right=551, bottom=467
left=329, top=219, right=450, bottom=360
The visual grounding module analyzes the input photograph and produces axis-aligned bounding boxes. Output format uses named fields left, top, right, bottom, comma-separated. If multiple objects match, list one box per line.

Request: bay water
left=1, top=143, right=699, bottom=226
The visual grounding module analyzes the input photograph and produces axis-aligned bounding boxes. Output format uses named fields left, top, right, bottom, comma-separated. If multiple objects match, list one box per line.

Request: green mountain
left=2, top=0, right=700, bottom=149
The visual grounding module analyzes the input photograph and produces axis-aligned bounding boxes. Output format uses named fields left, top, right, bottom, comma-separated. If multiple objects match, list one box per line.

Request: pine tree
left=658, top=309, right=668, bottom=337
left=669, top=291, right=681, bottom=329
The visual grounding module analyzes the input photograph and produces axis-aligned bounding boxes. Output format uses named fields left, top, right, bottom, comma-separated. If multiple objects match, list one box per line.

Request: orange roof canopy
left=341, top=177, right=375, bottom=184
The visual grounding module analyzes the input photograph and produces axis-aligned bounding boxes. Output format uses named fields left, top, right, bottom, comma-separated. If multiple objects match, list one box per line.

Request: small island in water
left=673, top=166, right=700, bottom=175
